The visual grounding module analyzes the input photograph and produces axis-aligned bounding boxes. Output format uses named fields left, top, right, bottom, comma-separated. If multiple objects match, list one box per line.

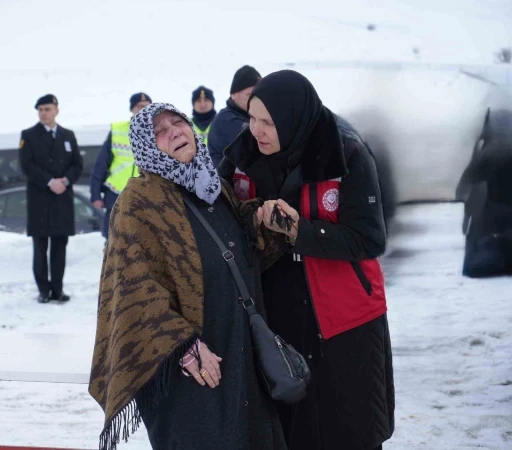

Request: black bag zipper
left=275, top=336, right=294, bottom=378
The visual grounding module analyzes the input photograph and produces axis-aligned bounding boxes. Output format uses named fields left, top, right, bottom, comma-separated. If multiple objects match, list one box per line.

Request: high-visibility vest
left=104, top=121, right=139, bottom=194
left=192, top=120, right=211, bottom=146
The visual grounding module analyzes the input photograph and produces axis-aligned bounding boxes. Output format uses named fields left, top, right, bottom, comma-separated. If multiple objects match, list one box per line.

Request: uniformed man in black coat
left=19, top=94, right=83, bottom=303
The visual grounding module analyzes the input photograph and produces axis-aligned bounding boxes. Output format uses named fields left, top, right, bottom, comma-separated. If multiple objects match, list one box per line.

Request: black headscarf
left=250, top=70, right=323, bottom=157
left=242, top=70, right=348, bottom=201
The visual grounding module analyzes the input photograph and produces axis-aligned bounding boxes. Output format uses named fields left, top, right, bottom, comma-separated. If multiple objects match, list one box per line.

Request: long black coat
left=219, top=117, right=395, bottom=450
left=19, top=123, right=83, bottom=237
left=137, top=192, right=286, bottom=450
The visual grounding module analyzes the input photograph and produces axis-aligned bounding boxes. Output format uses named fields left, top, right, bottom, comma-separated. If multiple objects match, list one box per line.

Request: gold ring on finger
left=200, top=369, right=208, bottom=378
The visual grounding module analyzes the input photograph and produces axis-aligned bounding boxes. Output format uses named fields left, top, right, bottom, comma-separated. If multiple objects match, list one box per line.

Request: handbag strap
left=183, top=196, right=258, bottom=316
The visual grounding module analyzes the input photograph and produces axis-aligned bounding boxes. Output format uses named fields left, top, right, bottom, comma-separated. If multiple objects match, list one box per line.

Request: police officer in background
left=207, top=65, right=261, bottom=167
left=90, top=92, right=151, bottom=240
left=19, top=94, right=83, bottom=303
left=190, top=86, right=216, bottom=146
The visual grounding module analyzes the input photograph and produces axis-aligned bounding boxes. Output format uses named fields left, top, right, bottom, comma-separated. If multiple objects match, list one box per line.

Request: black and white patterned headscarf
left=130, top=103, right=221, bottom=204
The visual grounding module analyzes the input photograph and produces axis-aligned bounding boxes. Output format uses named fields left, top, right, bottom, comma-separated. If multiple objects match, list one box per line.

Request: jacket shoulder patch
left=322, top=188, right=339, bottom=212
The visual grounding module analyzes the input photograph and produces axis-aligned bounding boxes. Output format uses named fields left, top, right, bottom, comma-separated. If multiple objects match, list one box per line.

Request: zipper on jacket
left=275, top=336, right=294, bottom=378
left=318, top=334, right=324, bottom=358
left=302, top=263, right=325, bottom=353
left=350, top=262, right=373, bottom=296
left=303, top=183, right=324, bottom=345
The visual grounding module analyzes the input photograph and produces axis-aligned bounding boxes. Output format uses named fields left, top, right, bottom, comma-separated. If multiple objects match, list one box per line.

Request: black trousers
left=32, top=236, right=68, bottom=296
left=101, top=207, right=113, bottom=240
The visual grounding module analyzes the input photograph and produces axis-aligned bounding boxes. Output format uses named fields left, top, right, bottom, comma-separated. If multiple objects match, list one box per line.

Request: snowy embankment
left=0, top=202, right=510, bottom=449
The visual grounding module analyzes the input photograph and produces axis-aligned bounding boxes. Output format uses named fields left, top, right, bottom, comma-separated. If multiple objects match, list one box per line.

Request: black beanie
left=230, top=65, right=262, bottom=94
left=192, top=86, right=215, bottom=105
left=129, top=92, right=152, bottom=110
left=35, top=94, right=58, bottom=109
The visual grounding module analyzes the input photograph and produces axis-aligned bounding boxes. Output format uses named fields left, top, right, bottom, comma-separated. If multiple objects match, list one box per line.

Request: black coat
left=219, top=118, right=394, bottom=449
left=19, top=123, right=83, bottom=237
left=207, top=99, right=249, bottom=168
left=137, top=192, right=286, bottom=450
left=218, top=117, right=387, bottom=261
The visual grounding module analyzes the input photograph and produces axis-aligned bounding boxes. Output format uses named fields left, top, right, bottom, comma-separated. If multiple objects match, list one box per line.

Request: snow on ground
left=0, top=202, right=511, bottom=449
left=382, top=204, right=512, bottom=449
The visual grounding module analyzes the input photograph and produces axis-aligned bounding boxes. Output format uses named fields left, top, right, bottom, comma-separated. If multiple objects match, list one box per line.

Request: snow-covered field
left=0, top=202, right=511, bottom=449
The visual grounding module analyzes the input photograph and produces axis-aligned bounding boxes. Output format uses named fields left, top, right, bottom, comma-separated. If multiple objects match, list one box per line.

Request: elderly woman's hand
left=187, top=345, right=223, bottom=388
left=262, top=199, right=300, bottom=240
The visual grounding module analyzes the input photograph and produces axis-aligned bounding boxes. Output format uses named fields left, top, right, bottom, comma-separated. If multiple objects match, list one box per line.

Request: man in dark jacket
left=190, top=86, right=216, bottom=146
left=207, top=65, right=261, bottom=167
left=19, top=94, right=83, bottom=303
left=90, top=92, right=151, bottom=240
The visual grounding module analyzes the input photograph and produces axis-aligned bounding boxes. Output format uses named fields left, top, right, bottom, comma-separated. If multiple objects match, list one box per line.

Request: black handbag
left=184, top=197, right=311, bottom=404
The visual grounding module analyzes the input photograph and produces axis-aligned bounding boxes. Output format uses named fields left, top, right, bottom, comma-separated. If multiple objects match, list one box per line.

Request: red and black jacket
left=218, top=118, right=388, bottom=339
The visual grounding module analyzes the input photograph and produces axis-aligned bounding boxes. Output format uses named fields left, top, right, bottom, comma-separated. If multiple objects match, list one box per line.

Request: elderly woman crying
left=89, top=103, right=286, bottom=450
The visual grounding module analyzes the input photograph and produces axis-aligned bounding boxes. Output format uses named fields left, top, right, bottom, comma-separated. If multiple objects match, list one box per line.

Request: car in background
left=0, top=126, right=108, bottom=191
left=0, top=185, right=103, bottom=234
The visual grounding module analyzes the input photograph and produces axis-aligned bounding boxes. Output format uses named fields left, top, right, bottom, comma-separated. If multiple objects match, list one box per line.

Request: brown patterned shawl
left=89, top=170, right=282, bottom=450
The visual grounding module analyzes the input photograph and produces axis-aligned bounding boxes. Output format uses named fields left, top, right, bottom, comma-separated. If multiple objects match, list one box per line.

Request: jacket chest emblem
left=322, top=188, right=339, bottom=212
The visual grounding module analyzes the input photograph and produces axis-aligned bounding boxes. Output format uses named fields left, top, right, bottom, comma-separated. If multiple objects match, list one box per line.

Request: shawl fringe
left=98, top=333, right=200, bottom=450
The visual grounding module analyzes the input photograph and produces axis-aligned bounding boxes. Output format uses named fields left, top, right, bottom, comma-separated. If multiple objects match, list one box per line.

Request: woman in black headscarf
left=218, top=70, right=395, bottom=450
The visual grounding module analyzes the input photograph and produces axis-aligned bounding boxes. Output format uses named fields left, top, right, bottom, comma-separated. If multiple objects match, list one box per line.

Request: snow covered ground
left=0, top=202, right=511, bottom=449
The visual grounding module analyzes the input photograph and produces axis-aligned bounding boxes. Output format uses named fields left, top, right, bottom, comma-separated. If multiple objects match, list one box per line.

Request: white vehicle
left=1, top=62, right=510, bottom=216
